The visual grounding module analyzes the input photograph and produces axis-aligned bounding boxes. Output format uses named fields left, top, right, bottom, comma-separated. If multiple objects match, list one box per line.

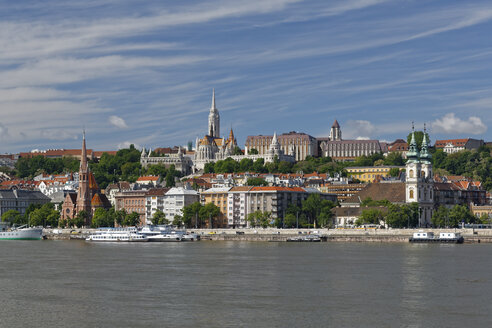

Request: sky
left=0, top=0, right=491, bottom=153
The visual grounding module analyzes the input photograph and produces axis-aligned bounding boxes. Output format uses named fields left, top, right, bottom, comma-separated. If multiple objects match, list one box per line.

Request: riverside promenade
left=43, top=227, right=492, bottom=243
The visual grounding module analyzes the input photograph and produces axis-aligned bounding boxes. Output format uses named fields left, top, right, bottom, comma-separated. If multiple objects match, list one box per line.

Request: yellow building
left=200, top=187, right=231, bottom=228
left=345, top=166, right=404, bottom=183
left=471, top=204, right=492, bottom=219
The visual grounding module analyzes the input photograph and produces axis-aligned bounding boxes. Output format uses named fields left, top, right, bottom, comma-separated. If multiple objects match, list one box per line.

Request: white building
left=405, top=126, right=434, bottom=226
left=162, top=186, right=199, bottom=222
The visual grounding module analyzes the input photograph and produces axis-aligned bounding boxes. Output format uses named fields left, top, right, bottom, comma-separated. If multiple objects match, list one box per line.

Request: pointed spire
left=406, top=123, right=420, bottom=163
left=148, top=148, right=152, bottom=158
left=211, top=88, right=216, bottom=111
left=80, top=130, right=87, bottom=170
left=420, top=123, right=432, bottom=163
left=272, top=131, right=278, bottom=144
left=141, top=146, right=146, bottom=157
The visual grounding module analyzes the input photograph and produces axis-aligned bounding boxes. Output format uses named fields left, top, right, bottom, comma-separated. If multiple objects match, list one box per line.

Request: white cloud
left=431, top=113, right=487, bottom=135
left=40, top=129, right=78, bottom=140
left=0, top=123, right=8, bottom=137
left=344, top=120, right=376, bottom=139
left=109, top=115, right=128, bottom=129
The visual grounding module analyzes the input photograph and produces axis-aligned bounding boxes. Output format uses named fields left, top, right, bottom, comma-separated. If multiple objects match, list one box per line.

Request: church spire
left=420, top=123, right=432, bottom=164
left=406, top=122, right=420, bottom=163
left=211, top=88, right=216, bottom=111
left=208, top=88, right=220, bottom=138
left=80, top=130, right=88, bottom=171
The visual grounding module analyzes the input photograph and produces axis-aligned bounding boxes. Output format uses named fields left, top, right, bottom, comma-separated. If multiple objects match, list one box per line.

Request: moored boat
left=0, top=223, right=43, bottom=240
left=287, top=234, right=321, bottom=242
left=86, top=228, right=148, bottom=242
left=139, top=225, right=199, bottom=242
left=409, top=230, right=464, bottom=244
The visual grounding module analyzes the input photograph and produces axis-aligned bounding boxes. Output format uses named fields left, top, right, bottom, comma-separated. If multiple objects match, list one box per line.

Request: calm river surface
left=1, top=241, right=492, bottom=327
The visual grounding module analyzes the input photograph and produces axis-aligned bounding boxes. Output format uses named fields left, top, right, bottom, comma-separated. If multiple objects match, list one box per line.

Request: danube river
left=1, top=241, right=492, bottom=327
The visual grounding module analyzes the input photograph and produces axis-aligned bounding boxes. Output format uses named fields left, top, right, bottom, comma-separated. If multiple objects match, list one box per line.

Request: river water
left=1, top=241, right=491, bottom=327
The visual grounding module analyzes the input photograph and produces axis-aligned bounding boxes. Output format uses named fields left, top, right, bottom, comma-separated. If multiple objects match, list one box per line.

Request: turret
left=208, top=89, right=220, bottom=138
left=406, top=124, right=420, bottom=164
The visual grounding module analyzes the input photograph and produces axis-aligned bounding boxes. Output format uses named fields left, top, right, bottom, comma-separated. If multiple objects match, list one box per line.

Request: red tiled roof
left=435, top=139, right=469, bottom=148
left=137, top=176, right=159, bottom=181
left=250, top=186, right=306, bottom=192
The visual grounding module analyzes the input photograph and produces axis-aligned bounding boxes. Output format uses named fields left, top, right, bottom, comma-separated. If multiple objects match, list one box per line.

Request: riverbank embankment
left=43, top=228, right=492, bottom=243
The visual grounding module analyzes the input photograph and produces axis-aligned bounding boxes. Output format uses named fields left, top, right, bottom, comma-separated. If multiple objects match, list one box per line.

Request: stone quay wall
left=43, top=227, right=492, bottom=243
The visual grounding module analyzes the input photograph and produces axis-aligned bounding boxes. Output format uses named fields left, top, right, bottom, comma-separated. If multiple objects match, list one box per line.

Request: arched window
left=421, top=170, right=425, bottom=178
left=410, top=189, right=414, bottom=199
left=409, top=169, right=414, bottom=178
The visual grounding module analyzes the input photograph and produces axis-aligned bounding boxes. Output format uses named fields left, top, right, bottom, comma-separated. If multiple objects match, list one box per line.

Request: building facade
left=0, top=190, right=51, bottom=217
left=245, top=131, right=317, bottom=161
left=161, top=187, right=199, bottom=223
left=140, top=147, right=193, bottom=175
left=434, top=138, right=485, bottom=154
left=317, top=120, right=383, bottom=161
left=346, top=166, right=404, bottom=183
left=114, top=190, right=148, bottom=225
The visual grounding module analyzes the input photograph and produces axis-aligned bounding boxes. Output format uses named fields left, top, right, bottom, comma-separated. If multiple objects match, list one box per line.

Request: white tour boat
left=86, top=227, right=148, bottom=242
left=139, top=225, right=199, bottom=242
left=0, top=223, right=43, bottom=240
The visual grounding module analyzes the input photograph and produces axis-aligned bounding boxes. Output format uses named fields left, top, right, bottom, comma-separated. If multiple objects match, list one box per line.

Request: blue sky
left=0, top=0, right=491, bottom=153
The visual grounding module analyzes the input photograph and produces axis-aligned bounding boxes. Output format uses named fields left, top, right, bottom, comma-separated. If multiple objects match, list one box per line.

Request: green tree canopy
left=151, top=210, right=169, bottom=225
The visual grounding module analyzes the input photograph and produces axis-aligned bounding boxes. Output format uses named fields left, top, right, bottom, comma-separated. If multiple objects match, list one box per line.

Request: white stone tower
left=208, top=89, right=220, bottom=138
left=329, top=119, right=342, bottom=141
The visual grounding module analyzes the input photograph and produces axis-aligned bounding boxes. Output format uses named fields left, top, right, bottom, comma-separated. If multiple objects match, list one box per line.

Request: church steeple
left=208, top=89, right=220, bottom=138
left=406, top=123, right=420, bottom=163
left=76, top=131, right=92, bottom=225
left=80, top=130, right=87, bottom=171
left=420, top=124, right=432, bottom=164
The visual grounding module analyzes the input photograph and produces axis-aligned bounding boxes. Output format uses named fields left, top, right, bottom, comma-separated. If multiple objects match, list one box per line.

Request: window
left=409, top=169, right=414, bottom=178
left=410, top=189, right=414, bottom=199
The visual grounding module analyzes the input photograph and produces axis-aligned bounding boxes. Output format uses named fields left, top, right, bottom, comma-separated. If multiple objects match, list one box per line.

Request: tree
left=182, top=202, right=203, bottom=228
left=247, top=211, right=273, bottom=228
left=204, top=162, right=215, bottom=173
left=448, top=205, right=475, bottom=227
left=478, top=213, right=491, bottom=224
left=284, top=213, right=297, bottom=228
left=384, top=152, right=405, bottom=166
left=431, top=205, right=449, bottom=227
left=356, top=208, right=385, bottom=226
left=199, top=203, right=221, bottom=228
left=239, top=158, right=254, bottom=172
left=113, top=209, right=126, bottom=227
left=172, top=214, right=183, bottom=227
left=123, top=212, right=141, bottom=226
left=73, top=210, right=88, bottom=228
left=91, top=208, right=114, bottom=228
left=1, top=210, right=21, bottom=224
left=385, top=204, right=418, bottom=228
left=29, top=203, right=59, bottom=227
left=248, top=148, right=259, bottom=154
left=302, top=193, right=335, bottom=228
left=151, top=210, right=169, bottom=225
left=389, top=167, right=401, bottom=177
left=232, top=146, right=243, bottom=155
left=247, top=177, right=268, bottom=186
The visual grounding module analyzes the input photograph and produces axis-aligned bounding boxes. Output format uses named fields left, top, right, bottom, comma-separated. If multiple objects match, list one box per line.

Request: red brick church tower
left=75, top=131, right=92, bottom=225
